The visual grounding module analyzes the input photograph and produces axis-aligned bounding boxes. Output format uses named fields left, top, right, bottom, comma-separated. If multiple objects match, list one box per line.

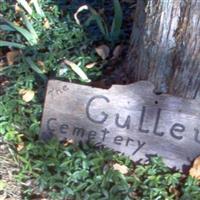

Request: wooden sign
left=41, top=80, right=200, bottom=170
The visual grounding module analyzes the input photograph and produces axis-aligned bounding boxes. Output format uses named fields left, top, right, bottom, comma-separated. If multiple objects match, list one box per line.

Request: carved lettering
left=132, top=141, right=146, bottom=155
left=73, top=127, right=85, bottom=138
left=56, top=88, right=63, bottom=95
left=86, top=95, right=110, bottom=124
left=139, top=106, right=149, bottom=133
left=47, top=118, right=57, bottom=133
left=101, top=128, right=110, bottom=142
left=126, top=137, right=134, bottom=146
left=153, top=108, right=164, bottom=136
left=63, top=85, right=68, bottom=91
left=41, top=80, right=200, bottom=170
left=115, top=114, right=131, bottom=129
left=194, top=128, right=200, bottom=144
left=88, top=130, right=97, bottom=141
left=114, top=136, right=123, bottom=145
left=59, top=124, right=69, bottom=135
left=170, top=123, right=184, bottom=140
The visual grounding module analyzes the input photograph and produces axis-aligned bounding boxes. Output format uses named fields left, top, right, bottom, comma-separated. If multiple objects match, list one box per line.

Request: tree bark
left=124, top=0, right=200, bottom=99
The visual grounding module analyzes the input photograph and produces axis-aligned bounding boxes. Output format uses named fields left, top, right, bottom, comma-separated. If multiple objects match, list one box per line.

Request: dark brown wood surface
left=41, top=80, right=200, bottom=170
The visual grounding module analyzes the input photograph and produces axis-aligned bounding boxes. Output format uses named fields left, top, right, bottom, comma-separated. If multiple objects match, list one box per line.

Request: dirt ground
left=0, top=138, right=21, bottom=200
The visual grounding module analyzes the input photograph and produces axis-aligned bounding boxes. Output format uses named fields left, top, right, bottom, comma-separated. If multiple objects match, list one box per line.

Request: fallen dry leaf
left=0, top=59, right=6, bottom=68
left=74, top=5, right=89, bottom=25
left=6, top=51, right=21, bottom=65
left=189, top=156, right=200, bottom=180
left=16, top=142, right=24, bottom=152
left=111, top=44, right=123, bottom=60
left=37, top=60, right=46, bottom=72
left=19, top=89, right=35, bottom=102
left=15, top=4, right=21, bottom=13
left=63, top=139, right=74, bottom=147
left=63, top=59, right=91, bottom=82
left=169, top=186, right=180, bottom=198
left=95, top=45, right=110, bottom=60
left=43, top=18, right=50, bottom=29
left=0, top=193, right=6, bottom=200
left=113, top=163, right=129, bottom=174
left=13, top=19, right=21, bottom=26
left=85, top=62, right=97, bottom=69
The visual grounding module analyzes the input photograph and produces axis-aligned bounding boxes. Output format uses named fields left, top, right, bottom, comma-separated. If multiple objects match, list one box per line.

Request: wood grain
left=124, top=0, right=200, bottom=99
left=41, top=80, right=200, bottom=171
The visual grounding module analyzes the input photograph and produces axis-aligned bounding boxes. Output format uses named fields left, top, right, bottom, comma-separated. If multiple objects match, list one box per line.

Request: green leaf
left=32, top=0, right=45, bottom=17
left=89, top=193, right=102, bottom=198
left=64, top=187, right=74, bottom=196
left=111, top=0, right=123, bottom=42
left=0, top=40, right=25, bottom=48
left=75, top=183, right=88, bottom=192
left=0, top=180, right=7, bottom=190
left=17, top=0, right=33, bottom=15
left=0, top=17, right=37, bottom=45
left=0, top=24, right=15, bottom=32
left=22, top=14, right=38, bottom=40
left=89, top=7, right=109, bottom=38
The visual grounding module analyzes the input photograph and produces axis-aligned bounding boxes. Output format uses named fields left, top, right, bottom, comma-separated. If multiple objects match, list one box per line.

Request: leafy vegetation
left=0, top=1, right=200, bottom=199
left=75, top=0, right=123, bottom=45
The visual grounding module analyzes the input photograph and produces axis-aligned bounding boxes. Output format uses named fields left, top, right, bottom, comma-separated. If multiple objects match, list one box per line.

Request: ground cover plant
left=0, top=0, right=200, bottom=199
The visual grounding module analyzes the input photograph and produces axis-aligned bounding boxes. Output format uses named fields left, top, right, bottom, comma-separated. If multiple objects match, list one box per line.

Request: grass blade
left=17, top=0, right=33, bottom=15
left=111, top=0, right=123, bottom=42
left=0, top=17, right=38, bottom=45
left=32, top=0, right=45, bottom=17
left=89, top=7, right=109, bottom=38
left=0, top=40, right=25, bottom=48
left=22, top=14, right=38, bottom=40
left=25, top=57, right=47, bottom=82
left=0, top=25, right=15, bottom=32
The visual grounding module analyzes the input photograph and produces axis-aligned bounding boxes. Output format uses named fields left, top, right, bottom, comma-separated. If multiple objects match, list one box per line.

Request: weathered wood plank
left=41, top=80, right=200, bottom=171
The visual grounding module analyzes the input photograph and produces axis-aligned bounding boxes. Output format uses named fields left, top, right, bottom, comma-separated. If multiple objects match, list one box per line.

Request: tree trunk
left=124, top=0, right=200, bottom=99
